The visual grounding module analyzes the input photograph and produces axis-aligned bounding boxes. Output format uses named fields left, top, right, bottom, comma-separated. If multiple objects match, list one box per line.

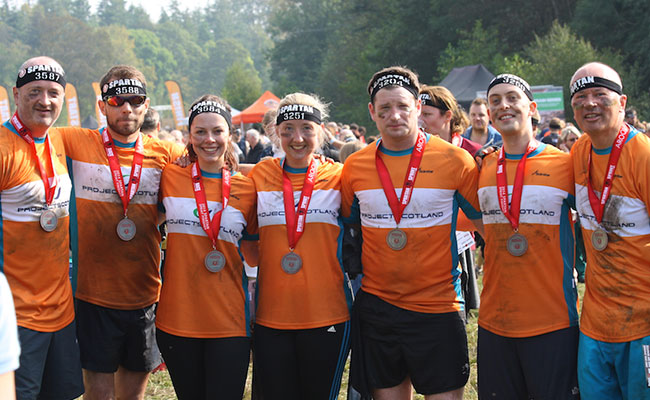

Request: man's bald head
left=570, top=62, right=622, bottom=88
left=18, top=56, right=64, bottom=74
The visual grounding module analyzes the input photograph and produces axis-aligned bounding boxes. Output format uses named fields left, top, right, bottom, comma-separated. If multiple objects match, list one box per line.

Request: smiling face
left=487, top=83, right=536, bottom=137
left=190, top=112, right=230, bottom=171
left=277, top=119, right=322, bottom=168
left=13, top=79, right=65, bottom=137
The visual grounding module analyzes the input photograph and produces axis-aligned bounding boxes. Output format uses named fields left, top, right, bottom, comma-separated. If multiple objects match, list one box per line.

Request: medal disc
left=386, top=228, right=407, bottom=251
left=591, top=228, right=608, bottom=251
left=116, top=218, right=136, bottom=241
left=281, top=252, right=302, bottom=274
left=39, top=209, right=58, bottom=232
left=204, top=250, right=226, bottom=272
left=507, top=233, right=528, bottom=257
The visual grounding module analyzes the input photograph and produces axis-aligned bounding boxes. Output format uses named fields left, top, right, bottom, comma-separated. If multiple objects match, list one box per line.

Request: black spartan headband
left=487, top=74, right=533, bottom=101
left=570, top=76, right=623, bottom=99
left=369, top=71, right=419, bottom=102
left=16, top=64, right=66, bottom=88
left=188, top=100, right=232, bottom=130
left=276, top=104, right=322, bottom=125
left=101, top=78, right=147, bottom=101
left=418, top=93, right=449, bottom=111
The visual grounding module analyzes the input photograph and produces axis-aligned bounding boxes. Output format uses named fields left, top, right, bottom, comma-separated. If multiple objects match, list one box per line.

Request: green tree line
left=1, top=0, right=648, bottom=131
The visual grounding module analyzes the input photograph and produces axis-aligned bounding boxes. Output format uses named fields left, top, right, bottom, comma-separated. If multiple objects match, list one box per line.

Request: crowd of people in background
left=1, top=55, right=649, bottom=400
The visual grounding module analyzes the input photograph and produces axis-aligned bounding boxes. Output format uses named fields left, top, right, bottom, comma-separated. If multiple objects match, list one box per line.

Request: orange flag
left=165, top=80, right=187, bottom=129
left=91, top=82, right=107, bottom=128
left=65, top=83, right=81, bottom=126
left=0, top=86, right=10, bottom=121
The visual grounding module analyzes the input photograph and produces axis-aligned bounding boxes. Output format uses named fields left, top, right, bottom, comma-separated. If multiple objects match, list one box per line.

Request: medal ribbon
left=191, top=162, right=231, bottom=249
left=375, top=132, right=426, bottom=225
left=282, top=158, right=318, bottom=251
left=587, top=124, right=630, bottom=223
left=10, top=113, right=58, bottom=206
left=496, top=142, right=538, bottom=231
left=101, top=129, right=144, bottom=217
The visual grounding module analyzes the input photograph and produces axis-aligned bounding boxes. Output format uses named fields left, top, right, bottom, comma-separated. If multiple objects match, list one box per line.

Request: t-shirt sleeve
left=340, top=160, right=356, bottom=220
left=455, top=151, right=481, bottom=219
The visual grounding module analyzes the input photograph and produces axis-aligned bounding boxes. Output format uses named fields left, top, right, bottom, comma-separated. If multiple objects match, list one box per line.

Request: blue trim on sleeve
left=455, top=191, right=482, bottom=220
left=504, top=143, right=546, bottom=160
left=592, top=129, right=638, bottom=155
left=66, top=156, right=79, bottom=294
left=336, top=216, right=354, bottom=312
left=238, top=241, right=251, bottom=338
left=560, top=198, right=579, bottom=326
left=242, top=231, right=259, bottom=241
left=342, top=196, right=361, bottom=225
left=450, top=197, right=465, bottom=312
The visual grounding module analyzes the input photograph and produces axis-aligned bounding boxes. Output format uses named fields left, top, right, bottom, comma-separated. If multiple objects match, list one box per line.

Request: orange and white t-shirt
left=0, top=122, right=73, bottom=331
left=478, top=143, right=579, bottom=337
left=60, top=127, right=184, bottom=310
left=572, top=128, right=650, bottom=342
left=341, top=134, right=481, bottom=314
left=248, top=158, right=351, bottom=330
left=156, top=164, right=256, bottom=338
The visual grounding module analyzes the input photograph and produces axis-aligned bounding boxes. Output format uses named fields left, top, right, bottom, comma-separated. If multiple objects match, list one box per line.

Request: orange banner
left=65, top=83, right=81, bottom=126
left=92, top=82, right=107, bottom=128
left=0, top=86, right=10, bottom=121
left=165, top=80, right=187, bottom=129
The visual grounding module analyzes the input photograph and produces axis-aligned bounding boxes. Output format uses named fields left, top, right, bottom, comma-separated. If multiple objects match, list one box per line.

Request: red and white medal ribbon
left=282, top=158, right=318, bottom=251
left=101, top=129, right=144, bottom=218
left=10, top=113, right=58, bottom=206
left=375, top=132, right=426, bottom=225
left=496, top=142, right=537, bottom=231
left=191, top=162, right=231, bottom=249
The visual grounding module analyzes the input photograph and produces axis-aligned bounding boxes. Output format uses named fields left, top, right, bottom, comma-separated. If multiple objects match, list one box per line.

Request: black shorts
left=253, top=321, right=350, bottom=400
left=351, top=290, right=469, bottom=395
left=15, top=321, right=84, bottom=400
left=156, top=329, right=250, bottom=400
left=75, top=299, right=161, bottom=373
left=478, top=326, right=579, bottom=399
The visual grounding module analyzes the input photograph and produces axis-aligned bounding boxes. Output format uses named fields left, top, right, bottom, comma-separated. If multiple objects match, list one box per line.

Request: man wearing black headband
left=342, top=66, right=483, bottom=399
left=1, top=56, right=83, bottom=400
left=56, top=65, right=184, bottom=400
left=477, top=73, right=579, bottom=399
left=569, top=62, right=650, bottom=400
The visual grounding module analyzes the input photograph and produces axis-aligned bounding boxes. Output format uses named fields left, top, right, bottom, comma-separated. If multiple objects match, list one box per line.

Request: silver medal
left=39, top=209, right=58, bottom=232
left=591, top=228, right=608, bottom=251
left=116, top=217, right=136, bottom=241
left=204, top=250, right=226, bottom=272
left=506, top=233, right=528, bottom=257
left=281, top=252, right=302, bottom=274
left=386, top=228, right=407, bottom=251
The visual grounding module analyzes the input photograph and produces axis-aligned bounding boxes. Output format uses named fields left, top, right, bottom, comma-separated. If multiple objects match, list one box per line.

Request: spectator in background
left=245, top=129, right=265, bottom=164
left=531, top=109, right=541, bottom=138
left=169, top=129, right=185, bottom=145
left=624, top=107, right=646, bottom=132
left=358, top=126, right=367, bottom=141
left=558, top=125, right=581, bottom=153
left=463, top=97, right=502, bottom=146
left=339, top=141, right=364, bottom=163
left=141, top=108, right=161, bottom=137
left=339, top=129, right=357, bottom=143
left=231, top=126, right=245, bottom=162
left=541, top=117, right=565, bottom=147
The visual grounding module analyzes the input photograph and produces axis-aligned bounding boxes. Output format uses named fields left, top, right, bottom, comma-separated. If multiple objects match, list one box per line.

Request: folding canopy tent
left=438, top=64, right=495, bottom=110
left=232, top=91, right=281, bottom=129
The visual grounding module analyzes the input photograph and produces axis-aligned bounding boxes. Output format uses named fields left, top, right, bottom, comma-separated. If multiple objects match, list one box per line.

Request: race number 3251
left=644, top=344, right=650, bottom=388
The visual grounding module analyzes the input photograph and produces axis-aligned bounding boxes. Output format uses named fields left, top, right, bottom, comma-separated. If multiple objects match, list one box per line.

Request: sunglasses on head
left=106, top=95, right=147, bottom=107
